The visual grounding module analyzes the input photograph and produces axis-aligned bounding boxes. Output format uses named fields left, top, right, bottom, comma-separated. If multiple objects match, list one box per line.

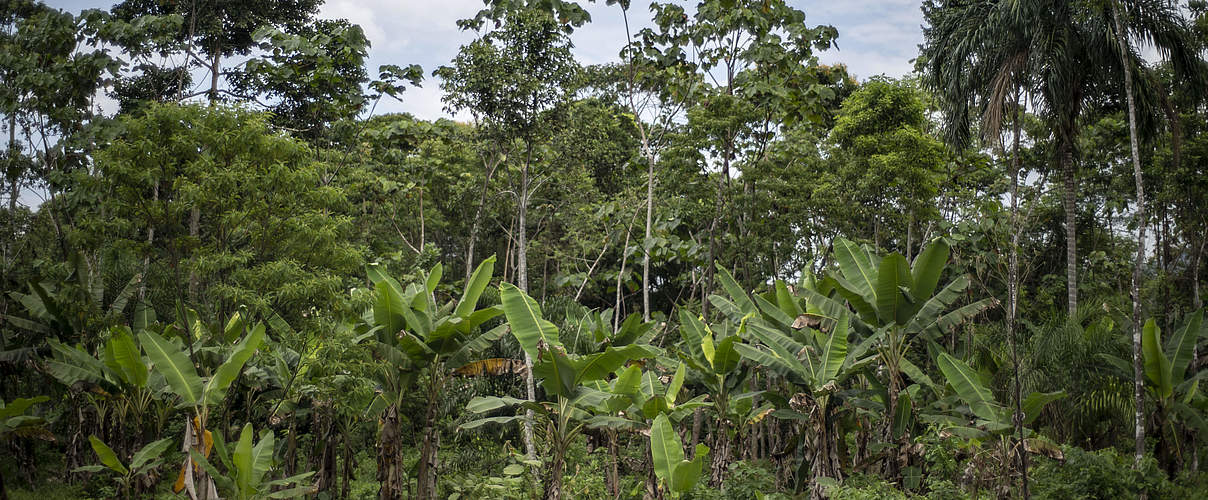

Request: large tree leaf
left=1168, top=310, right=1203, bottom=384
left=373, top=279, right=408, bottom=339
left=1142, top=319, right=1173, bottom=399
left=910, top=238, right=949, bottom=307
left=714, top=264, right=755, bottom=315
left=88, top=435, right=128, bottom=476
left=1022, top=391, right=1066, bottom=425
left=874, top=254, right=910, bottom=326
left=233, top=423, right=255, bottom=497
left=573, top=344, right=660, bottom=384
left=499, top=283, right=560, bottom=360
left=670, top=445, right=709, bottom=494
left=139, top=330, right=203, bottom=406
left=816, top=313, right=850, bottom=387
left=833, top=237, right=876, bottom=302
left=649, top=413, right=684, bottom=486
left=937, top=352, right=1003, bottom=424
left=130, top=437, right=173, bottom=472
left=204, top=324, right=266, bottom=405
left=108, top=327, right=148, bottom=388
left=455, top=255, right=496, bottom=319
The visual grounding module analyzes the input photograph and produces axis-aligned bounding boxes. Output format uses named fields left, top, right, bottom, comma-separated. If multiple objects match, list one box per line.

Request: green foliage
left=1031, top=446, right=1188, bottom=499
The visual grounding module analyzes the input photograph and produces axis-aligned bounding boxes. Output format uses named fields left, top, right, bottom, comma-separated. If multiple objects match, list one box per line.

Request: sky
left=49, top=0, right=928, bottom=120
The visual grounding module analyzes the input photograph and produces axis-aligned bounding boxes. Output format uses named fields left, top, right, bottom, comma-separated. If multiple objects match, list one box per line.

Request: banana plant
left=809, top=238, right=994, bottom=443
left=0, top=396, right=52, bottom=498
left=137, top=314, right=266, bottom=500
left=463, top=283, right=660, bottom=500
left=3, top=253, right=142, bottom=347
left=75, top=436, right=172, bottom=499
left=187, top=422, right=314, bottom=500
left=734, top=312, right=874, bottom=497
left=678, top=265, right=765, bottom=486
left=44, top=326, right=171, bottom=448
left=650, top=413, right=709, bottom=498
left=935, top=352, right=1064, bottom=438
left=1103, top=311, right=1207, bottom=467
left=356, top=256, right=507, bottom=500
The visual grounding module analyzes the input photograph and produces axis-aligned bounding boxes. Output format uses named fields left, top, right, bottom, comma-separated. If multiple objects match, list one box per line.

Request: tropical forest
left=2, top=0, right=1208, bottom=498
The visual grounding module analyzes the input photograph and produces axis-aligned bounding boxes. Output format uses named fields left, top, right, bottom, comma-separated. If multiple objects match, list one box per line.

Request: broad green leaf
left=937, top=353, right=1003, bottom=423
left=205, top=324, right=266, bottom=405
left=1142, top=319, right=1173, bottom=399
left=466, top=396, right=527, bottom=413
left=712, top=335, right=742, bottom=375
left=649, top=414, right=683, bottom=486
left=612, top=364, right=643, bottom=397
left=248, top=429, right=275, bottom=494
left=1022, top=391, right=1066, bottom=425
left=233, top=423, right=255, bottom=497
left=373, top=279, right=408, bottom=338
left=532, top=346, right=576, bottom=398
left=910, top=239, right=949, bottom=306
left=425, top=262, right=443, bottom=296
left=817, top=313, right=849, bottom=387
left=714, top=264, right=755, bottom=314
left=109, top=327, right=148, bottom=388
left=670, top=445, right=708, bottom=493
left=833, top=238, right=876, bottom=302
left=774, top=280, right=803, bottom=317
left=677, top=310, right=706, bottom=361
left=666, top=363, right=686, bottom=405
left=88, top=435, right=128, bottom=475
left=130, top=437, right=173, bottom=471
left=500, top=283, right=560, bottom=360
left=874, top=254, right=909, bottom=326
left=456, top=255, right=496, bottom=318
left=1169, top=310, right=1203, bottom=383
left=574, top=344, right=660, bottom=384
left=139, top=330, right=202, bottom=405
left=459, top=415, right=524, bottom=430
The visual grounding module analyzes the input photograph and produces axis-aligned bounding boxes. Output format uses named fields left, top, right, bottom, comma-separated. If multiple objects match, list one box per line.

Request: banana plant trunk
left=709, top=420, right=732, bottom=487
left=809, top=409, right=843, bottom=500
left=544, top=438, right=566, bottom=500
left=377, top=406, right=405, bottom=500
left=416, top=373, right=445, bottom=499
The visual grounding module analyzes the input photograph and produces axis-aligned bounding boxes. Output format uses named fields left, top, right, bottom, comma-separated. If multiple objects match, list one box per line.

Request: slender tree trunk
left=1113, top=4, right=1149, bottom=467
left=516, top=148, right=538, bottom=469
left=464, top=158, right=499, bottom=284
left=1062, top=140, right=1078, bottom=317
left=139, top=182, right=159, bottom=302
left=643, top=146, right=654, bottom=322
left=1008, top=91, right=1029, bottom=499
left=208, top=50, right=220, bottom=102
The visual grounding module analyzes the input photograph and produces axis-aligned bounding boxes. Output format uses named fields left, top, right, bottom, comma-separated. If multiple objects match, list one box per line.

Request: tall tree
left=436, top=7, right=578, bottom=465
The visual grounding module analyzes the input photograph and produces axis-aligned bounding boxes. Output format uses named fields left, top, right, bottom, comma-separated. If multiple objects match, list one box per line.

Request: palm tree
left=923, top=0, right=1203, bottom=485
left=1103, top=0, right=1204, bottom=465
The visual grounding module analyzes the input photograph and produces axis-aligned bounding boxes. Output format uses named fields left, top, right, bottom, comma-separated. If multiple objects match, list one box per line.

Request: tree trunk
left=516, top=149, right=539, bottom=470
left=544, top=439, right=565, bottom=500
left=1008, top=91, right=1029, bottom=499
left=643, top=146, right=655, bottom=322
left=709, top=420, right=732, bottom=487
left=464, top=157, right=499, bottom=284
left=1062, top=140, right=1078, bottom=317
left=1112, top=3, right=1148, bottom=467
left=377, top=406, right=405, bottom=500
left=416, top=375, right=443, bottom=499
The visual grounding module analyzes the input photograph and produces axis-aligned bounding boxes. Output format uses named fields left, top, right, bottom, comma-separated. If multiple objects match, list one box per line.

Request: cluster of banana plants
left=462, top=282, right=663, bottom=500
left=39, top=307, right=315, bottom=500
left=352, top=256, right=509, bottom=500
